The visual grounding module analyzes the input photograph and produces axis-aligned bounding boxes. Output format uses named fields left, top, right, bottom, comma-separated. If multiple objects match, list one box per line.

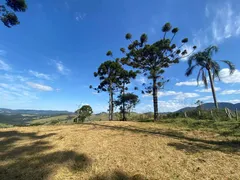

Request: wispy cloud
left=149, top=27, right=156, bottom=34
left=0, top=73, right=28, bottom=82
left=75, top=12, right=86, bottom=21
left=27, top=82, right=53, bottom=91
left=211, top=3, right=240, bottom=43
left=64, top=1, right=70, bottom=10
left=0, top=50, right=7, bottom=56
left=0, top=59, right=11, bottom=71
left=195, top=87, right=221, bottom=93
left=220, top=89, right=240, bottom=95
left=191, top=2, right=240, bottom=50
left=29, top=70, right=51, bottom=80
left=52, top=60, right=70, bottom=75
left=0, top=83, right=38, bottom=102
left=205, top=5, right=210, bottom=18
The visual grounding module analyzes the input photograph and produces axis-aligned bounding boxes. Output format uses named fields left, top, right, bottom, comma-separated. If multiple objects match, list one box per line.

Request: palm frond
left=205, top=45, right=218, bottom=57
left=197, top=67, right=204, bottom=85
left=221, top=60, right=236, bottom=75
left=185, top=65, right=197, bottom=77
left=202, top=70, right=208, bottom=89
left=211, top=60, right=221, bottom=81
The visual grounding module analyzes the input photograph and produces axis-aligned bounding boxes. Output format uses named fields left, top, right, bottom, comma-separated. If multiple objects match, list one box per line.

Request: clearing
left=0, top=121, right=240, bottom=180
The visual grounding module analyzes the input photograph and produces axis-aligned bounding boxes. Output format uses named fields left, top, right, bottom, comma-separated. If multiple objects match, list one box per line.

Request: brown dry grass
left=0, top=121, right=240, bottom=180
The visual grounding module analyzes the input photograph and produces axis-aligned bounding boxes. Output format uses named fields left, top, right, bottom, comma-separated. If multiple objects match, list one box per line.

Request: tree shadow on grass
left=90, top=170, right=146, bottom=180
left=0, top=130, right=92, bottom=180
left=0, top=130, right=56, bottom=153
left=85, top=123, right=240, bottom=154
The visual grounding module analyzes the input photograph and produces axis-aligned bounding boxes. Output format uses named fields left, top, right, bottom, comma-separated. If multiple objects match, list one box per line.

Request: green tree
left=106, top=50, right=138, bottom=121
left=195, top=100, right=203, bottom=110
left=74, top=105, right=93, bottom=123
left=120, top=22, right=196, bottom=121
left=115, top=93, right=140, bottom=121
left=0, top=0, right=27, bottom=28
left=91, top=60, right=125, bottom=121
left=186, top=45, right=235, bottom=109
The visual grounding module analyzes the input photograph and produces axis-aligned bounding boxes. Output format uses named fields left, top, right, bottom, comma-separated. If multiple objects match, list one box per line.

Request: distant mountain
left=202, top=103, right=240, bottom=110
left=177, top=102, right=240, bottom=112
left=176, top=107, right=195, bottom=112
left=0, top=108, right=72, bottom=115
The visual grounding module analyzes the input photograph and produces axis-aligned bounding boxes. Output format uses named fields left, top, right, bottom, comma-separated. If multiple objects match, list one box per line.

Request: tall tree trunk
left=208, top=69, right=219, bottom=109
left=122, top=84, right=126, bottom=121
left=108, top=91, right=111, bottom=121
left=153, top=77, right=158, bottom=121
left=109, top=84, right=114, bottom=121
left=110, top=90, right=114, bottom=120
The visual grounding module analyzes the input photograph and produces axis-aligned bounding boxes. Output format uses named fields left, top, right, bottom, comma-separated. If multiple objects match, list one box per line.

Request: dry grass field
left=0, top=121, right=240, bottom=180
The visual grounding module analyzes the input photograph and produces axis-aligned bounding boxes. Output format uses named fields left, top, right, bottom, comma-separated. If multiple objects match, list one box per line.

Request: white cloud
left=176, top=80, right=203, bottom=86
left=53, top=60, right=70, bottom=75
left=220, top=89, right=240, bottom=95
left=220, top=68, right=240, bottom=84
left=158, top=100, right=195, bottom=112
left=136, top=75, right=147, bottom=85
left=137, top=103, right=153, bottom=113
left=0, top=59, right=11, bottom=71
left=226, top=99, right=240, bottom=104
left=198, top=96, right=212, bottom=101
left=27, top=82, right=53, bottom=91
left=29, top=70, right=51, bottom=80
left=143, top=90, right=199, bottom=100
left=195, top=87, right=221, bottom=93
left=75, top=12, right=86, bottom=21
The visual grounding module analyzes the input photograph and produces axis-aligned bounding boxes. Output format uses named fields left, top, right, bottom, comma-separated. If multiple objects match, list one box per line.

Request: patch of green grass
left=160, top=118, right=240, bottom=137
left=30, top=115, right=74, bottom=125
left=0, top=123, right=13, bottom=128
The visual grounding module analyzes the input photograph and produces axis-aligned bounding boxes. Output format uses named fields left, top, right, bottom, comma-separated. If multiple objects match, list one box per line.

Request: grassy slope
left=0, top=121, right=240, bottom=180
left=30, top=115, right=74, bottom=125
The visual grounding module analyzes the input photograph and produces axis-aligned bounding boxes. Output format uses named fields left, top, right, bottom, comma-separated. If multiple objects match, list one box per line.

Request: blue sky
left=0, top=0, right=240, bottom=113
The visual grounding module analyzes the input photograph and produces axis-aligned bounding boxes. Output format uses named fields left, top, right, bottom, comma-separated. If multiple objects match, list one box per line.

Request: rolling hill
left=177, top=102, right=240, bottom=112
left=0, top=108, right=72, bottom=115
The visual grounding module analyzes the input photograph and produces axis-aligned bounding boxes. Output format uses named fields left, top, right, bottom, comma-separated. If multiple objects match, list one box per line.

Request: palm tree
left=186, top=45, right=235, bottom=109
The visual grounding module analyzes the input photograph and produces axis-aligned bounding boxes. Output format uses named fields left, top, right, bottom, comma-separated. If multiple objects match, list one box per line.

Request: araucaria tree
left=117, top=70, right=138, bottom=121
left=120, top=22, right=196, bottom=121
left=0, top=0, right=27, bottom=28
left=74, top=105, right=93, bottom=123
left=186, top=45, right=235, bottom=109
left=115, top=93, right=140, bottom=121
left=91, top=60, right=125, bottom=121
left=106, top=51, right=138, bottom=121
